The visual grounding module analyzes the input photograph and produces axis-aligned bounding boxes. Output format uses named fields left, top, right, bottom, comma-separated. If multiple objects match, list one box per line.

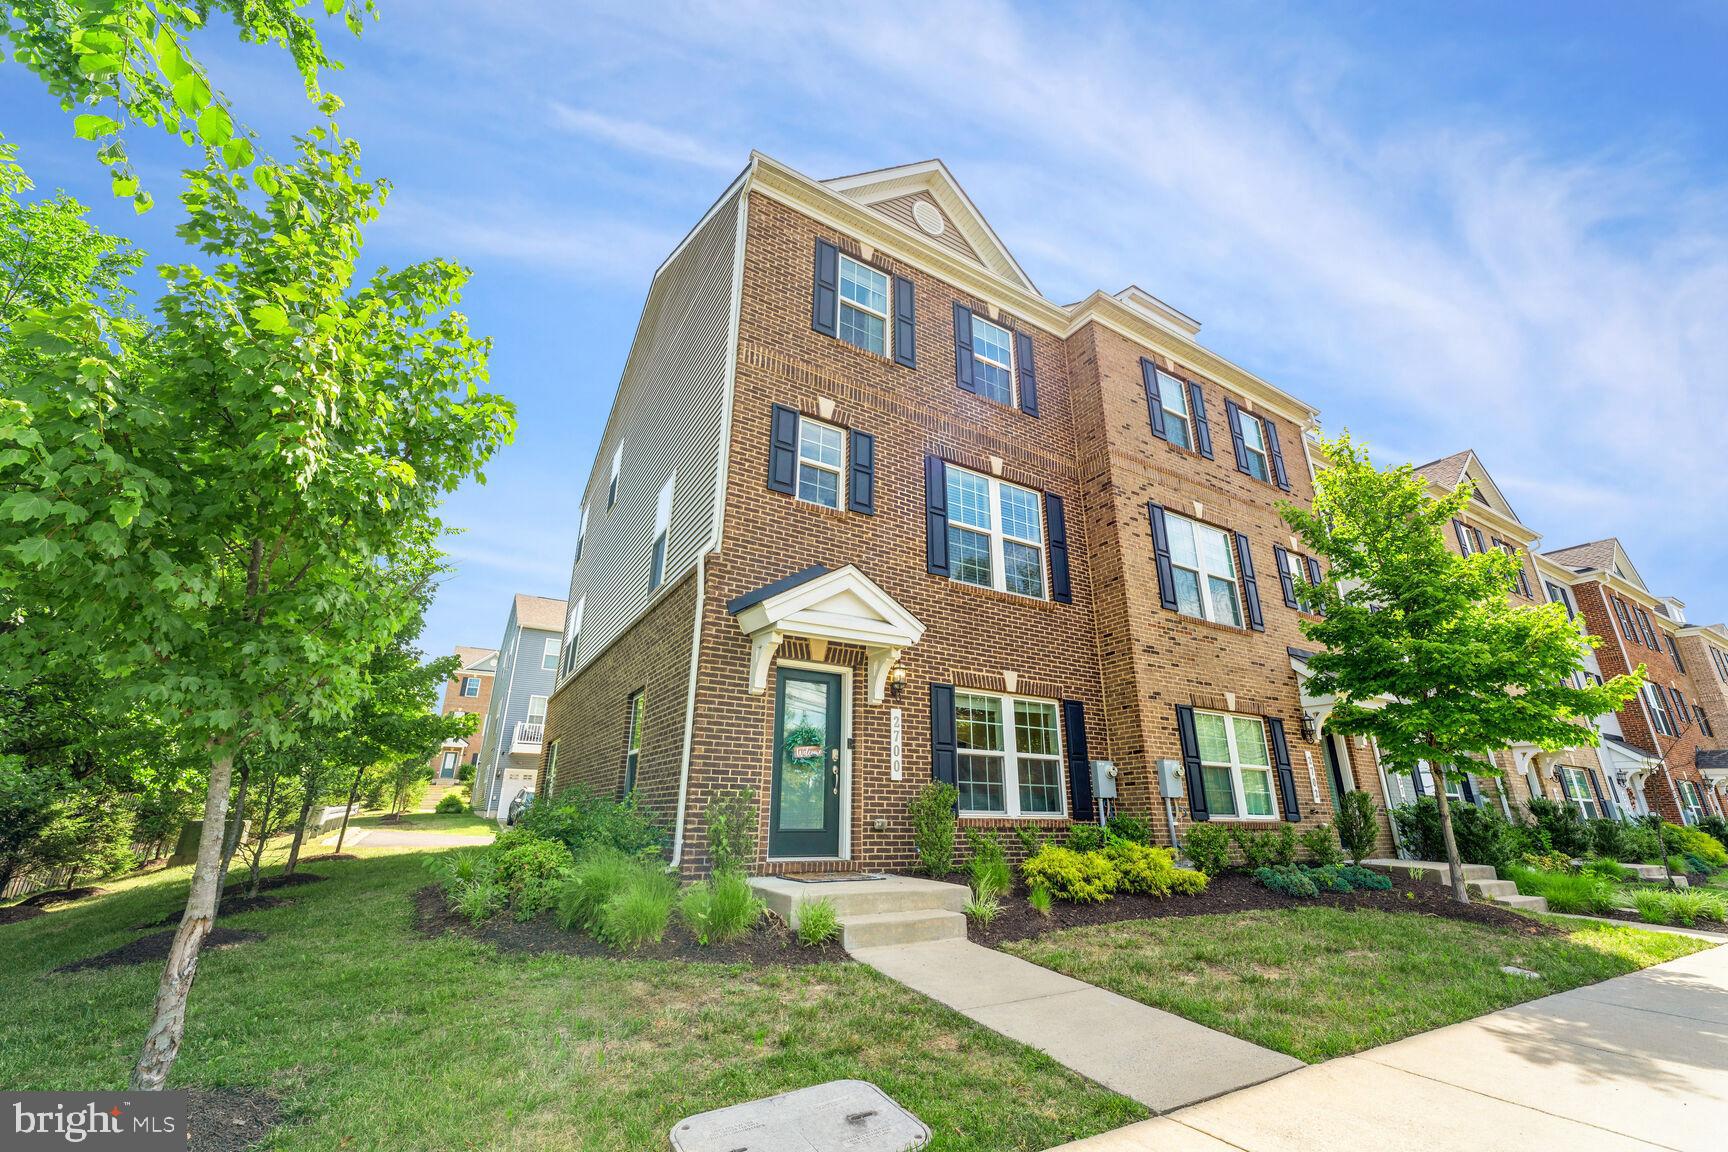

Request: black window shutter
left=1148, top=502, right=1178, bottom=611
left=1141, top=358, right=1168, bottom=441
left=1062, top=700, right=1094, bottom=822
left=952, top=303, right=976, bottom=393
left=1273, top=545, right=1298, bottom=608
left=1235, top=532, right=1264, bottom=631
left=847, top=429, right=875, bottom=515
left=1267, top=717, right=1300, bottom=820
left=767, top=404, right=799, bottom=494
left=1470, top=527, right=1486, bottom=554
left=1585, top=768, right=1608, bottom=812
left=1453, top=520, right=1470, bottom=555
left=930, top=683, right=957, bottom=786
left=1176, top=705, right=1208, bottom=821
left=1189, top=380, right=1213, bottom=459
left=1668, top=636, right=1686, bottom=672
left=1263, top=417, right=1291, bottom=490
left=924, top=455, right=949, bottom=575
left=811, top=239, right=838, bottom=336
left=1412, top=763, right=1427, bottom=796
left=1672, top=686, right=1688, bottom=720
left=1224, top=399, right=1250, bottom=475
left=1460, top=772, right=1477, bottom=805
left=1304, top=556, right=1325, bottom=614
left=1046, top=492, right=1072, bottom=604
left=1015, top=331, right=1039, bottom=416
left=892, top=276, right=916, bottom=368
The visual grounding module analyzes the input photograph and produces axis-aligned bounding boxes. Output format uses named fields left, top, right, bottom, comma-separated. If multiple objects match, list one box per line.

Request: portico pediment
left=730, top=565, right=925, bottom=704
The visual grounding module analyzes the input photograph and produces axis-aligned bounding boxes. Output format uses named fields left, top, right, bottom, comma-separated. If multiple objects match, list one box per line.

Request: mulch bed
left=296, top=853, right=359, bottom=863
left=965, top=870, right=1563, bottom=946
left=20, top=885, right=107, bottom=907
left=0, top=904, right=45, bottom=926
left=412, top=884, right=849, bottom=966
left=187, top=1087, right=281, bottom=1152
left=53, top=928, right=265, bottom=974
left=139, top=893, right=292, bottom=929
left=225, top=871, right=326, bottom=895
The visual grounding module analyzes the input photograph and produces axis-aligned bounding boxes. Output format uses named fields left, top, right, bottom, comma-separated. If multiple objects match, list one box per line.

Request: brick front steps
left=1364, top=859, right=1549, bottom=913
left=748, top=875, right=970, bottom=949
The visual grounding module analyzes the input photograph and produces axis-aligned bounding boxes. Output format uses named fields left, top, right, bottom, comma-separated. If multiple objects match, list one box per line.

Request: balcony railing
left=510, top=720, right=545, bottom=754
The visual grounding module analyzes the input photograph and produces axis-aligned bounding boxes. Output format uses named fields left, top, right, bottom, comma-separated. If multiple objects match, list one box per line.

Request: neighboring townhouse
left=472, top=594, right=567, bottom=819
left=540, top=153, right=1387, bottom=873
left=1672, top=623, right=1728, bottom=809
left=429, top=646, right=497, bottom=782
left=1542, top=539, right=1722, bottom=824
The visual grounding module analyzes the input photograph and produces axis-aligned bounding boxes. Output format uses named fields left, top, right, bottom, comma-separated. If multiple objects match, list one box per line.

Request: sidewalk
left=1050, top=940, right=1728, bottom=1151
left=851, top=937, right=1302, bottom=1112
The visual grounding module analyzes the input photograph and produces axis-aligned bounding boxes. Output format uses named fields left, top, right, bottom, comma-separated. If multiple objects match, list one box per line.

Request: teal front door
left=770, top=669, right=843, bottom=858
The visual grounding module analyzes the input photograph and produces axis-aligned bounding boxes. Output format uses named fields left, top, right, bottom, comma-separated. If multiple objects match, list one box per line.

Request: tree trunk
left=283, top=778, right=316, bottom=876
left=245, top=775, right=278, bottom=898
left=131, top=747, right=233, bottom=1091
left=334, top=764, right=363, bottom=855
left=1433, top=780, right=1470, bottom=903
left=217, top=759, right=251, bottom=892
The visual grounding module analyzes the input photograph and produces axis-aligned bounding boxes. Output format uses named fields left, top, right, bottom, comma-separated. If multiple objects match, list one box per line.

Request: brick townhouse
left=1673, top=622, right=1728, bottom=810
left=1542, top=539, right=1722, bottom=824
left=539, top=155, right=1400, bottom=873
left=428, top=645, right=496, bottom=782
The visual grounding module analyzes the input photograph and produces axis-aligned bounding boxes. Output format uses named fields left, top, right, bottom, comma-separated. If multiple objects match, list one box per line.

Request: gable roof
left=1544, top=538, right=1650, bottom=591
left=1412, top=449, right=1523, bottom=526
left=823, top=160, right=1038, bottom=295
left=513, top=593, right=568, bottom=634
left=454, top=646, right=497, bottom=674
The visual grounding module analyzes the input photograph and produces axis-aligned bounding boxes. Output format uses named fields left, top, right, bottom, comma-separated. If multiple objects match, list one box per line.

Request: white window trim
left=1166, top=511, right=1242, bottom=626
left=1680, top=780, right=1704, bottom=824
left=947, top=464, right=1046, bottom=600
left=1196, top=709, right=1277, bottom=821
left=1644, top=682, right=1674, bottom=737
left=649, top=474, right=675, bottom=590
left=955, top=690, right=1067, bottom=819
left=795, top=415, right=846, bottom=510
left=608, top=445, right=623, bottom=509
left=837, top=254, right=891, bottom=358
left=1239, top=412, right=1271, bottom=480
left=1154, top=368, right=1193, bottom=449
left=541, top=637, right=560, bottom=671
left=575, top=501, right=589, bottom=562
left=525, top=694, right=549, bottom=725
left=1559, top=765, right=1600, bottom=821
left=460, top=676, right=480, bottom=698
left=970, top=314, right=1017, bottom=407
left=624, top=691, right=645, bottom=794
left=561, top=596, right=585, bottom=680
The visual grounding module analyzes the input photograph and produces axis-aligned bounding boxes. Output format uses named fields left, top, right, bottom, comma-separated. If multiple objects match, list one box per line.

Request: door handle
left=830, top=746, right=840, bottom=794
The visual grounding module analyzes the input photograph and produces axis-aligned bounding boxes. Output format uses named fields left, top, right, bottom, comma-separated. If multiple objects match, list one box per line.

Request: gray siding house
left=472, top=594, right=568, bottom=819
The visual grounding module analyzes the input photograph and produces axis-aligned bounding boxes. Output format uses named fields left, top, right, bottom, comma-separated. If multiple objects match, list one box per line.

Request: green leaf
left=133, top=190, right=154, bottom=214
left=110, top=172, right=138, bottom=198
left=222, top=136, right=254, bottom=170
left=74, top=113, right=120, bottom=140
left=171, top=71, right=211, bottom=116
left=250, top=303, right=292, bottom=334
left=196, top=104, right=233, bottom=146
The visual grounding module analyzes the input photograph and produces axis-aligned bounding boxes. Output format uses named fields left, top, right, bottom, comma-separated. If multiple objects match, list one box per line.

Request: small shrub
left=1255, top=864, right=1319, bottom=898
left=1588, top=818, right=1631, bottom=861
left=556, top=851, right=636, bottom=932
left=965, top=894, right=1002, bottom=927
left=1300, top=822, right=1344, bottom=867
left=1014, top=823, right=1046, bottom=856
left=1699, top=815, right=1728, bottom=853
left=680, top=870, right=763, bottom=945
left=965, top=829, right=1012, bottom=901
left=1668, top=854, right=1692, bottom=877
left=1621, top=821, right=1665, bottom=864
left=1338, top=864, right=1392, bottom=891
left=1335, top=790, right=1379, bottom=866
left=1683, top=851, right=1717, bottom=877
left=1021, top=845, right=1118, bottom=903
left=596, top=865, right=678, bottom=950
left=704, top=788, right=758, bottom=875
left=427, top=847, right=494, bottom=898
left=452, top=876, right=505, bottom=924
left=908, top=782, right=959, bottom=876
left=1520, top=850, right=1573, bottom=872
left=1233, top=827, right=1282, bottom=870
left=1667, top=823, right=1728, bottom=869
left=1103, top=839, right=1177, bottom=896
left=1451, top=803, right=1515, bottom=869
left=435, top=792, right=466, bottom=814
left=1526, top=798, right=1593, bottom=858
left=1065, top=823, right=1110, bottom=853
left=495, top=836, right=575, bottom=920
left=1183, top=824, right=1232, bottom=877
left=1305, top=864, right=1353, bottom=893
left=1167, top=867, right=1208, bottom=896
left=1580, top=857, right=1631, bottom=882
left=1027, top=884, right=1054, bottom=917
left=1504, top=865, right=1616, bottom=915
left=518, top=786, right=667, bottom=863
left=796, top=897, right=841, bottom=946
left=1105, top=814, right=1152, bottom=846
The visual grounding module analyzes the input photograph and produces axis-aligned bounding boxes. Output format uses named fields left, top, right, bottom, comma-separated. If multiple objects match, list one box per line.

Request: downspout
left=669, top=552, right=707, bottom=868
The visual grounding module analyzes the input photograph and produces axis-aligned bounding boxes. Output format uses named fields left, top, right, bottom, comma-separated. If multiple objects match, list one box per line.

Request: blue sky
left=5, top=1, right=1727, bottom=661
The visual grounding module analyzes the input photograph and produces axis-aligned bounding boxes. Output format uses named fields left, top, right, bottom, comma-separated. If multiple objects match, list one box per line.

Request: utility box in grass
left=670, top=1080, right=929, bottom=1152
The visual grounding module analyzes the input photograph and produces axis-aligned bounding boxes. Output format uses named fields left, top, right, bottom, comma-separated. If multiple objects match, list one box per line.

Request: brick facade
left=429, top=648, right=494, bottom=779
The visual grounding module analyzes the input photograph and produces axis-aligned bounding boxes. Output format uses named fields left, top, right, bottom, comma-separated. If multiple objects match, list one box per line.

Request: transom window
left=955, top=692, right=1065, bottom=817
left=1166, top=512, right=1242, bottom=626
left=946, top=465, right=1045, bottom=599
left=970, top=315, right=1014, bottom=406
left=1559, top=766, right=1600, bottom=821
left=796, top=417, right=845, bottom=509
left=1194, top=711, right=1275, bottom=819
left=1155, top=369, right=1192, bottom=451
left=838, top=255, right=889, bottom=357
left=1239, top=412, right=1271, bottom=482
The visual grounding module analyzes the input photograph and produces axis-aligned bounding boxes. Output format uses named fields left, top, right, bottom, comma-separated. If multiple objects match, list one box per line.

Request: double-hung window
left=1666, top=635, right=1686, bottom=672
left=1153, top=368, right=1193, bottom=451
left=837, top=255, right=889, bottom=357
left=1165, top=512, right=1242, bottom=626
left=526, top=694, right=548, bottom=730
left=561, top=596, right=584, bottom=678
left=460, top=676, right=480, bottom=698
left=649, top=474, right=674, bottom=591
left=796, top=416, right=845, bottom=509
left=1422, top=761, right=1465, bottom=802
left=624, top=691, right=645, bottom=794
left=970, top=315, right=1015, bottom=406
left=608, top=445, right=623, bottom=510
left=954, top=691, right=1065, bottom=817
left=574, top=501, right=589, bottom=563
left=1679, top=780, right=1705, bottom=824
left=542, top=638, right=560, bottom=671
left=1559, top=766, right=1600, bottom=820
left=1713, top=646, right=1728, bottom=684
left=1238, top=412, right=1271, bottom=482
left=1194, top=710, right=1276, bottom=819
left=1644, top=682, right=1675, bottom=737
left=945, top=465, right=1045, bottom=598
left=1545, top=581, right=1574, bottom=620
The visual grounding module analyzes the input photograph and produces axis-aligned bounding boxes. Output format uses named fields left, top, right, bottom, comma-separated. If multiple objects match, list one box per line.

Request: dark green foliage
left=1255, top=864, right=1319, bottom=898
left=1300, top=822, right=1345, bottom=867
left=1525, top=798, right=1592, bottom=858
left=1393, top=799, right=1513, bottom=867
left=704, top=787, right=757, bottom=875
left=908, top=782, right=959, bottom=876
left=965, top=829, right=1012, bottom=899
left=1587, top=818, right=1632, bottom=861
left=1065, top=823, right=1109, bottom=853
left=1104, top=814, right=1152, bottom=846
left=456, top=763, right=474, bottom=784
left=1014, top=823, right=1046, bottom=856
left=1338, top=864, right=1392, bottom=890
left=434, top=792, right=465, bottom=814
left=1182, top=824, right=1232, bottom=877
left=1256, top=862, right=1391, bottom=898
left=517, top=787, right=666, bottom=863
left=493, top=835, right=573, bottom=920
left=1333, top=790, right=1379, bottom=866
left=1232, top=827, right=1290, bottom=869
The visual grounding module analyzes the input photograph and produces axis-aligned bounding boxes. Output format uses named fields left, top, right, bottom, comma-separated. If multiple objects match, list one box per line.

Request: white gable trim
left=734, top=565, right=925, bottom=704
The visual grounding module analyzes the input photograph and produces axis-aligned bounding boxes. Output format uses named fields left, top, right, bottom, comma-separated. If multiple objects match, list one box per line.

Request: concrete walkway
left=1050, top=940, right=1728, bottom=1151
left=852, top=937, right=1301, bottom=1112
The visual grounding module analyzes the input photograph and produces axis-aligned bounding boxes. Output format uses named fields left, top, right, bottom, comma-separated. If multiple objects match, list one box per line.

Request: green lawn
left=0, top=850, right=1140, bottom=1151
left=1003, top=906, right=1710, bottom=1063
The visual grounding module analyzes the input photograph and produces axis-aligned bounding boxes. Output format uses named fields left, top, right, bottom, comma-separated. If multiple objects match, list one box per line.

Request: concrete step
left=750, top=875, right=969, bottom=928
left=1625, top=863, right=1689, bottom=887
left=1495, top=893, right=1550, bottom=912
left=840, top=908, right=968, bottom=949
left=1470, top=879, right=1520, bottom=900
left=1365, top=858, right=1498, bottom=884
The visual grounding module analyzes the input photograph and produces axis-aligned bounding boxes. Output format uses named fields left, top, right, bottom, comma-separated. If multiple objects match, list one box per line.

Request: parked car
left=506, top=790, right=534, bottom=826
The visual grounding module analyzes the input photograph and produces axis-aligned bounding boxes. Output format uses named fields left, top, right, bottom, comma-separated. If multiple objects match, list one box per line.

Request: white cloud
left=548, top=102, right=739, bottom=172
left=374, top=193, right=674, bottom=282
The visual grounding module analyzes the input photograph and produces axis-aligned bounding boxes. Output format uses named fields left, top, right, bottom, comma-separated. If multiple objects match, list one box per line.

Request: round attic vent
left=912, top=200, right=945, bottom=236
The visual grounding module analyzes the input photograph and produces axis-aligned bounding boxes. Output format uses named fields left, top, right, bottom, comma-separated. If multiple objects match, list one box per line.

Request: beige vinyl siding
left=869, top=192, right=983, bottom=265
left=561, top=185, right=743, bottom=680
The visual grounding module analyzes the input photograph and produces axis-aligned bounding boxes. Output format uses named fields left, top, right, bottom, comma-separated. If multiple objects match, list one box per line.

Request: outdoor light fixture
left=1299, top=712, right=1319, bottom=744
left=889, top=663, right=907, bottom=697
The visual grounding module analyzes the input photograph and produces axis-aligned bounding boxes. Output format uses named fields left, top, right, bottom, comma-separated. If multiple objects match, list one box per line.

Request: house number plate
left=670, top=1079, right=929, bottom=1151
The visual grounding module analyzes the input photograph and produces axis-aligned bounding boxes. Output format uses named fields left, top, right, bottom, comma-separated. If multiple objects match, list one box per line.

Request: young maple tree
left=1282, top=435, right=1642, bottom=902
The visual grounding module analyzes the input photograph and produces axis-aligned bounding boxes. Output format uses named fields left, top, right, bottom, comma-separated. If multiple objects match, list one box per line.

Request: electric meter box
left=1157, top=758, right=1186, bottom=798
left=1090, top=759, right=1117, bottom=800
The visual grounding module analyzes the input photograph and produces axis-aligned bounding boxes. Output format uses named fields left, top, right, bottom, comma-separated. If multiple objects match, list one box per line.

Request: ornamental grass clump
left=1633, top=887, right=1727, bottom=927
left=680, top=870, right=763, bottom=946
left=1020, top=845, right=1118, bottom=904
left=1504, top=864, right=1616, bottom=915
left=796, top=897, right=841, bottom=946
left=594, top=863, right=678, bottom=950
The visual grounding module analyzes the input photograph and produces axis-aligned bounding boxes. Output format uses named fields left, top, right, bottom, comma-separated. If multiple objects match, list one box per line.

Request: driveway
left=1053, top=940, right=1728, bottom=1151
left=325, top=828, right=494, bottom=848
